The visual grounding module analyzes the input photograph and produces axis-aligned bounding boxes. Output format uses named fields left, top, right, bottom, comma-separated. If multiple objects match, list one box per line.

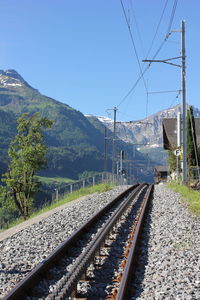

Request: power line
left=151, top=0, right=179, bottom=60
left=169, top=90, right=181, bottom=108
left=166, top=0, right=179, bottom=38
left=117, top=69, right=148, bottom=107
left=129, top=0, right=145, bottom=58
left=145, top=0, right=169, bottom=60
left=117, top=0, right=179, bottom=109
left=119, top=0, right=148, bottom=94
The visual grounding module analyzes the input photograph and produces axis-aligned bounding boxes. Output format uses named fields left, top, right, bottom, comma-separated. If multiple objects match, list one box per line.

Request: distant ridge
left=87, top=104, right=200, bottom=166
left=92, top=104, right=200, bottom=148
left=0, top=69, right=153, bottom=182
left=0, top=69, right=36, bottom=90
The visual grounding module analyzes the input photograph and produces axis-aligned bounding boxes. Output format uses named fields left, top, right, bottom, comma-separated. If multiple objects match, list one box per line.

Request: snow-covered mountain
left=92, top=104, right=200, bottom=149
left=86, top=104, right=200, bottom=166
left=0, top=69, right=36, bottom=90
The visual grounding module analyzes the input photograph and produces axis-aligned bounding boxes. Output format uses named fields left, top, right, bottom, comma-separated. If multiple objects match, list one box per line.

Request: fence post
left=70, top=184, right=73, bottom=193
left=93, top=176, right=95, bottom=186
left=55, top=188, right=58, bottom=201
left=83, top=180, right=85, bottom=189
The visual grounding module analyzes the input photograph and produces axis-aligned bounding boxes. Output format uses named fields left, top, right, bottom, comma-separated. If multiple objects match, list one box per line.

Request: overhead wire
left=168, top=93, right=180, bottom=111
left=117, top=0, right=179, bottom=109
left=150, top=0, right=179, bottom=60
left=129, top=0, right=145, bottom=58
left=166, top=0, right=179, bottom=38
left=144, top=0, right=169, bottom=60
left=119, top=0, right=148, bottom=95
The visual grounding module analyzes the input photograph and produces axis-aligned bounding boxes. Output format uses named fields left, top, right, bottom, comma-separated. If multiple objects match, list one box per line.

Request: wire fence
left=0, top=173, right=119, bottom=230
left=51, top=172, right=118, bottom=203
left=188, top=167, right=200, bottom=181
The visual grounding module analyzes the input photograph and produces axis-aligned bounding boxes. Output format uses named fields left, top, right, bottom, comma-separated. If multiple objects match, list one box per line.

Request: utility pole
left=143, top=20, right=187, bottom=183
left=177, top=111, right=181, bottom=148
left=112, top=107, right=117, bottom=175
left=104, top=126, right=108, bottom=173
left=120, top=150, right=124, bottom=175
left=181, top=20, right=187, bottom=184
left=176, top=112, right=181, bottom=182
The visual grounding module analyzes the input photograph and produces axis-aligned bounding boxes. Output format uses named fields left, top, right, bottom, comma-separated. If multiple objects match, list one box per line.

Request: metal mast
left=104, top=126, right=108, bottom=173
left=112, top=107, right=117, bottom=175
left=181, top=20, right=187, bottom=183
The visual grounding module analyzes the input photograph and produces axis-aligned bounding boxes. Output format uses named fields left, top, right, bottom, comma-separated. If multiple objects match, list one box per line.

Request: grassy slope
left=37, top=176, right=75, bottom=184
left=167, top=182, right=200, bottom=216
left=0, top=183, right=114, bottom=232
left=31, top=183, right=113, bottom=216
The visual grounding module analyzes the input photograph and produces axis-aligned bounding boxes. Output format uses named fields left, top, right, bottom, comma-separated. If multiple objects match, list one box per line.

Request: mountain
left=86, top=114, right=155, bottom=182
left=0, top=70, right=106, bottom=178
left=0, top=69, right=153, bottom=181
left=93, top=104, right=200, bottom=166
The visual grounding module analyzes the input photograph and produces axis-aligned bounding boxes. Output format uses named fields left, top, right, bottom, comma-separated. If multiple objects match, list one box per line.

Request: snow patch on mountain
left=89, top=104, right=200, bottom=150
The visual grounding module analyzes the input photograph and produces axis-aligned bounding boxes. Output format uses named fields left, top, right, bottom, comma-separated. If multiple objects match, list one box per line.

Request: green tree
left=167, top=150, right=176, bottom=172
left=186, top=106, right=197, bottom=166
left=2, top=112, right=53, bottom=219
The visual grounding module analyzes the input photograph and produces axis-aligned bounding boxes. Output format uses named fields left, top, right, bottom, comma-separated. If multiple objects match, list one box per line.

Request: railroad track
left=3, top=183, right=154, bottom=300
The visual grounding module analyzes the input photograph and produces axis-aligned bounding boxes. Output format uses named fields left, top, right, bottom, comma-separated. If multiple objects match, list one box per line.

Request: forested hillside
left=0, top=69, right=153, bottom=181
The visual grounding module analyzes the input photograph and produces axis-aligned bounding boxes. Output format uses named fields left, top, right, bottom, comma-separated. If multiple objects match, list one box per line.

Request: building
left=154, top=166, right=169, bottom=184
left=162, top=118, right=200, bottom=150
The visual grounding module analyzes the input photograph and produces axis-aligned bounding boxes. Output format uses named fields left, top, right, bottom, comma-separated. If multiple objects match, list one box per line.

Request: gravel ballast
left=0, top=184, right=199, bottom=299
left=0, top=186, right=128, bottom=298
left=132, top=184, right=200, bottom=300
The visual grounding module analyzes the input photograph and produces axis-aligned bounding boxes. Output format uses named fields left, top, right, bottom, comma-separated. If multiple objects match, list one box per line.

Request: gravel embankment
left=0, top=186, right=128, bottom=298
left=0, top=184, right=199, bottom=299
left=132, top=184, right=200, bottom=300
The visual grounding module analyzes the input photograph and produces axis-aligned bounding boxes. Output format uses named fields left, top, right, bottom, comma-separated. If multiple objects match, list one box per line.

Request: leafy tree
left=186, top=106, right=197, bottom=166
left=2, top=112, right=53, bottom=219
left=167, top=150, right=176, bottom=172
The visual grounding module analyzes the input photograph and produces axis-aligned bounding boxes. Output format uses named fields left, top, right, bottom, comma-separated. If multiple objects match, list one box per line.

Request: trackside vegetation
left=167, top=181, right=200, bottom=216
left=1, top=113, right=53, bottom=220
left=31, top=183, right=114, bottom=216
left=0, top=183, right=114, bottom=232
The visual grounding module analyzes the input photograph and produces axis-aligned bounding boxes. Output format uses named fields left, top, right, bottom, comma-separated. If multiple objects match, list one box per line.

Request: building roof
left=163, top=118, right=200, bottom=150
left=154, top=165, right=169, bottom=172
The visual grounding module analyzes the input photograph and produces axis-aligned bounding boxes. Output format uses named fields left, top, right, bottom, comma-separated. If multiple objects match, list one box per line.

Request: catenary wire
left=144, top=0, right=169, bottom=60
left=151, top=0, right=179, bottom=60
left=119, top=0, right=148, bottom=95
left=129, top=0, right=145, bottom=58
left=166, top=0, right=179, bottom=38
left=117, top=0, right=179, bottom=109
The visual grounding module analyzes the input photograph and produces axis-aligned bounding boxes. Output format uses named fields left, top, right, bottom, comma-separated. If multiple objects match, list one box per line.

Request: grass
left=0, top=216, right=25, bottom=232
left=37, top=176, right=74, bottom=184
left=167, top=181, right=200, bottom=216
left=0, top=183, right=114, bottom=232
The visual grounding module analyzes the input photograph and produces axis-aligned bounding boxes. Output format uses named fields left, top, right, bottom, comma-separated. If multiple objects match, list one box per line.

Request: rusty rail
left=3, top=184, right=140, bottom=300
left=109, top=184, right=154, bottom=300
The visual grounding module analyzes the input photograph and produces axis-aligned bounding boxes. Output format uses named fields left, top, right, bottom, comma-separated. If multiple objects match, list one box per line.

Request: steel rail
left=115, top=184, right=154, bottom=300
left=3, top=184, right=140, bottom=300
left=54, top=183, right=148, bottom=299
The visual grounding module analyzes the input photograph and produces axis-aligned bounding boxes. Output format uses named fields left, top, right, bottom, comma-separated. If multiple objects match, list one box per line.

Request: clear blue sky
left=0, top=0, right=199, bottom=121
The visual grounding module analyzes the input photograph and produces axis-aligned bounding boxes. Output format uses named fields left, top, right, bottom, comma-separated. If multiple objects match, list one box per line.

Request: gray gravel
left=0, top=184, right=199, bottom=299
left=0, top=186, right=128, bottom=298
left=132, top=184, right=200, bottom=300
